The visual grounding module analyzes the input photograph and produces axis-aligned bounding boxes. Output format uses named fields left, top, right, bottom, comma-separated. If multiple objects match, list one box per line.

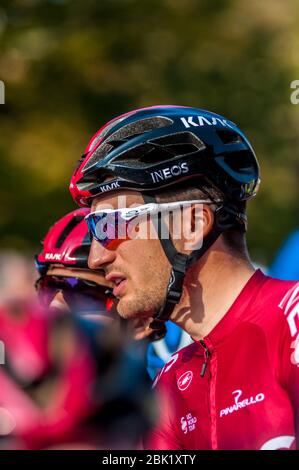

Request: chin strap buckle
left=166, top=268, right=186, bottom=303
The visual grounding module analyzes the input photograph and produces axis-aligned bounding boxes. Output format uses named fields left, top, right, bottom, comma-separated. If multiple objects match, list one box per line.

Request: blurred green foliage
left=1, top=0, right=299, bottom=264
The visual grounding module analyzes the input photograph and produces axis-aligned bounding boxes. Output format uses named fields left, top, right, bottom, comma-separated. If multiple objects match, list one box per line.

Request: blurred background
left=1, top=0, right=299, bottom=450
left=0, top=0, right=299, bottom=268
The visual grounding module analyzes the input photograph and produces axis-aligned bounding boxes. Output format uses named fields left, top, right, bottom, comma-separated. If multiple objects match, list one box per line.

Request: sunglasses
left=35, top=275, right=114, bottom=314
left=85, top=199, right=219, bottom=249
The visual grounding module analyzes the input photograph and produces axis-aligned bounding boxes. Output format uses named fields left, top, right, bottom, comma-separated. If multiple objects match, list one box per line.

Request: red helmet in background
left=35, top=208, right=90, bottom=275
left=34, top=208, right=116, bottom=314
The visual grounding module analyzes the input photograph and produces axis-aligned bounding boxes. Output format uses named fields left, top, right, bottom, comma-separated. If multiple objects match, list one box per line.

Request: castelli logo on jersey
left=220, top=389, right=265, bottom=417
left=180, top=115, right=234, bottom=129
left=150, top=162, right=189, bottom=184
left=45, top=253, right=62, bottom=261
left=177, top=370, right=193, bottom=391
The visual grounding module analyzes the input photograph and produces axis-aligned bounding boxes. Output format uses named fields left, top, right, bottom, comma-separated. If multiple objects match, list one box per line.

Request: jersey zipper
left=199, top=338, right=218, bottom=449
left=199, top=339, right=210, bottom=377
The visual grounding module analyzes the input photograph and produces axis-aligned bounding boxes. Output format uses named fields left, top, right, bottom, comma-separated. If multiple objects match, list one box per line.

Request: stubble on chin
left=116, top=284, right=166, bottom=320
left=116, top=253, right=171, bottom=320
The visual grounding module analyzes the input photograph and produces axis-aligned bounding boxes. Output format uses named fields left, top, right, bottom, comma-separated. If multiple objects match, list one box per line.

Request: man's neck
left=170, top=249, right=255, bottom=340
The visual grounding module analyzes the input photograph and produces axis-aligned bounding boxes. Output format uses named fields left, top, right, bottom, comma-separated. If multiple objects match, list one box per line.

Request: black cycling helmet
left=70, top=105, right=260, bottom=338
left=70, top=105, right=259, bottom=206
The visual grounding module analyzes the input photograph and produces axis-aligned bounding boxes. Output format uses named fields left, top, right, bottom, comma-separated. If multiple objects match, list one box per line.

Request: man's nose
left=88, top=239, right=116, bottom=270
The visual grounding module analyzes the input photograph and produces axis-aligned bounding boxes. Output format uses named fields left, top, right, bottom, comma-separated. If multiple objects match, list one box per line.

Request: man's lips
left=105, top=273, right=127, bottom=297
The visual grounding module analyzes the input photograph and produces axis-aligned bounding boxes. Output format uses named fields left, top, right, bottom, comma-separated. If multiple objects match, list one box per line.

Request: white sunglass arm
left=87, top=199, right=222, bottom=221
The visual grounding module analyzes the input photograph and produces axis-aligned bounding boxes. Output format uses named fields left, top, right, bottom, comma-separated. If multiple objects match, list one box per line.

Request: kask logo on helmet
left=150, top=162, right=189, bottom=183
left=180, top=115, right=234, bottom=129
left=45, top=253, right=62, bottom=261
left=100, top=181, right=120, bottom=193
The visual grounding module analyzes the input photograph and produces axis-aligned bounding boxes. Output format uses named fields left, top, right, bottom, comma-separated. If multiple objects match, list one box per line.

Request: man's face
left=88, top=191, right=171, bottom=320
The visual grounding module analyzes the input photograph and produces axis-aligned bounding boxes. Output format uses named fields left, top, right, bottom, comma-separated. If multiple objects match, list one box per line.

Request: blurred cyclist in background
left=0, top=299, right=154, bottom=449
left=0, top=251, right=36, bottom=305
left=35, top=207, right=115, bottom=323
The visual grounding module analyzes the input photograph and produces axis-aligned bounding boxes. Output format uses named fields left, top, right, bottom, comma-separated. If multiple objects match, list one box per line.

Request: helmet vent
left=149, top=131, right=205, bottom=154
left=77, top=168, right=116, bottom=189
left=82, top=116, right=173, bottom=173
left=56, top=216, right=84, bottom=249
left=111, top=131, right=205, bottom=168
left=71, top=245, right=90, bottom=261
left=73, top=153, right=87, bottom=177
left=216, top=129, right=242, bottom=145
left=216, top=151, right=258, bottom=176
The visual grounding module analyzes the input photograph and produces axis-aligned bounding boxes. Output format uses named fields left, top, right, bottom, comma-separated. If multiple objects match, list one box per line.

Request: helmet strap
left=143, top=193, right=225, bottom=340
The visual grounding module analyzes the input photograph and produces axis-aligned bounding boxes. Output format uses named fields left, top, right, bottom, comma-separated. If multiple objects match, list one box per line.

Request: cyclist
left=69, top=105, right=299, bottom=449
left=35, top=207, right=115, bottom=322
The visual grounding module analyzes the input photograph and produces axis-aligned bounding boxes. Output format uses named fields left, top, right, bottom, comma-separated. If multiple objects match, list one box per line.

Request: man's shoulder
left=250, top=273, right=299, bottom=338
left=269, top=276, right=299, bottom=322
left=262, top=275, right=299, bottom=372
left=257, top=272, right=299, bottom=308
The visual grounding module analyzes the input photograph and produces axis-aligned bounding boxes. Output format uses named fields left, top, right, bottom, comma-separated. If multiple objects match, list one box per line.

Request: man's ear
left=199, top=204, right=214, bottom=237
left=180, top=203, right=214, bottom=252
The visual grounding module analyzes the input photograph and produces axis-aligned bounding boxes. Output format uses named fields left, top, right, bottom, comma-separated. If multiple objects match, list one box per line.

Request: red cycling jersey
left=146, top=270, right=299, bottom=450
